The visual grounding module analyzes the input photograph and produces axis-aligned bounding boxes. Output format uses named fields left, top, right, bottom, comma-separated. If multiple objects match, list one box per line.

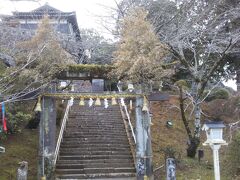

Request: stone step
left=67, top=121, right=123, bottom=124
left=60, top=146, right=130, bottom=150
left=68, top=118, right=123, bottom=121
left=65, top=129, right=126, bottom=133
left=70, top=105, right=120, bottom=109
left=69, top=113, right=122, bottom=116
left=56, top=167, right=136, bottom=174
left=57, top=158, right=134, bottom=165
left=56, top=162, right=134, bottom=169
left=69, top=112, right=122, bottom=116
left=62, top=136, right=129, bottom=141
left=65, top=128, right=126, bottom=132
left=66, top=124, right=125, bottom=128
left=56, top=101, right=135, bottom=178
left=64, top=132, right=127, bottom=137
left=60, top=139, right=129, bottom=144
left=60, top=150, right=131, bottom=156
left=55, top=172, right=136, bottom=179
left=68, top=121, right=123, bottom=124
left=62, top=137, right=128, bottom=141
left=61, top=141, right=130, bottom=146
left=70, top=110, right=121, bottom=112
left=59, top=146, right=131, bottom=151
left=59, top=155, right=133, bottom=160
left=66, top=123, right=125, bottom=130
left=63, top=134, right=127, bottom=139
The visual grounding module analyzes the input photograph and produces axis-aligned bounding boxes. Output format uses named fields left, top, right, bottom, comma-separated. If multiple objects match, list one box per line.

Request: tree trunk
left=179, top=86, right=201, bottom=158
left=179, top=87, right=193, bottom=140
left=190, top=84, right=202, bottom=157
left=186, top=137, right=200, bottom=158
left=194, top=100, right=201, bottom=138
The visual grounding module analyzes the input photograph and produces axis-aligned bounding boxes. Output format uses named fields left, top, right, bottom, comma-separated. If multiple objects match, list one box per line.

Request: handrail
left=117, top=85, right=136, bottom=144
left=121, top=99, right=136, bottom=144
left=53, top=100, right=71, bottom=166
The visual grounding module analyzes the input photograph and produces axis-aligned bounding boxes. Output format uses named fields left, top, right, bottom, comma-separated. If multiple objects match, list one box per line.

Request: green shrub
left=26, top=112, right=40, bottom=129
left=205, top=88, right=229, bottom=102
left=174, top=80, right=190, bottom=89
left=0, top=131, right=7, bottom=141
left=225, top=131, right=240, bottom=176
left=7, top=111, right=32, bottom=134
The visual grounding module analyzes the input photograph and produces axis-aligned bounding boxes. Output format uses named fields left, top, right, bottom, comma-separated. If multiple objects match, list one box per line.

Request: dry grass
left=151, top=96, right=233, bottom=180
left=0, top=129, right=38, bottom=180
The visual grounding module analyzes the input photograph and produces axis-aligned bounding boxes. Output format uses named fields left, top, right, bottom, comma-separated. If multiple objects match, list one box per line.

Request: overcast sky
left=0, top=0, right=118, bottom=38
left=0, top=0, right=237, bottom=90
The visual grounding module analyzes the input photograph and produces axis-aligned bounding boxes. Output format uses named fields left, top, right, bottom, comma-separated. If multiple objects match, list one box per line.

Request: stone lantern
left=202, top=120, right=227, bottom=146
left=202, top=120, right=228, bottom=180
left=128, top=83, right=134, bottom=92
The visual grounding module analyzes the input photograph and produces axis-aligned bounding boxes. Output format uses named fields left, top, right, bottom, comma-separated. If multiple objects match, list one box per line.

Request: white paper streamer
left=89, top=98, right=94, bottom=107
left=104, top=98, right=109, bottom=108
left=120, top=98, right=125, bottom=106
left=69, top=97, right=74, bottom=106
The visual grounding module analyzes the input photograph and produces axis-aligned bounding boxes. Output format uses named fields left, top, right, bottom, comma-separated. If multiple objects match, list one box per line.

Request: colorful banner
left=2, top=102, right=7, bottom=132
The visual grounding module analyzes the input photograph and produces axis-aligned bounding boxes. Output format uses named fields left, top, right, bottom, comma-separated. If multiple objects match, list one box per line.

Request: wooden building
left=2, top=3, right=81, bottom=40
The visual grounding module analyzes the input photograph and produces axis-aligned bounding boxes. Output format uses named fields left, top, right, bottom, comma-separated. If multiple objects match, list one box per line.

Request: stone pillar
left=211, top=145, right=221, bottom=180
left=136, top=96, right=145, bottom=180
left=38, top=96, right=56, bottom=180
left=166, top=158, right=176, bottom=180
left=236, top=70, right=240, bottom=93
left=136, top=92, right=153, bottom=180
left=17, top=161, right=28, bottom=180
left=143, top=111, right=153, bottom=178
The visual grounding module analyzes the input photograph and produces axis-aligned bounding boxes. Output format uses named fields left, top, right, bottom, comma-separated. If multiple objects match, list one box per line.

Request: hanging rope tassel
left=79, top=97, right=85, bottom=106
left=95, top=97, right=101, bottom=106
left=34, top=96, right=42, bottom=112
left=142, top=96, right=149, bottom=112
left=111, top=97, right=117, bottom=105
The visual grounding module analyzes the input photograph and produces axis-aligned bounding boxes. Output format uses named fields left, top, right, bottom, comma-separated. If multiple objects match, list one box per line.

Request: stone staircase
left=55, top=102, right=136, bottom=179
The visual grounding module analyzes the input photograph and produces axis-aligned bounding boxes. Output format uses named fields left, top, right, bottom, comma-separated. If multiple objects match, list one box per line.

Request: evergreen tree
left=112, top=8, right=169, bottom=86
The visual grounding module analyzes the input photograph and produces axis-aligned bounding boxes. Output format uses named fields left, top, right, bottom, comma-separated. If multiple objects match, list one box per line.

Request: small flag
left=3, top=117, right=7, bottom=132
left=2, top=102, right=7, bottom=132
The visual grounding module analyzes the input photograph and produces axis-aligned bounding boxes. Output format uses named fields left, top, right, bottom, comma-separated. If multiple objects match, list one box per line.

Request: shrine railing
left=121, top=99, right=136, bottom=144
left=53, top=99, right=71, bottom=167
left=117, top=86, right=136, bottom=144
